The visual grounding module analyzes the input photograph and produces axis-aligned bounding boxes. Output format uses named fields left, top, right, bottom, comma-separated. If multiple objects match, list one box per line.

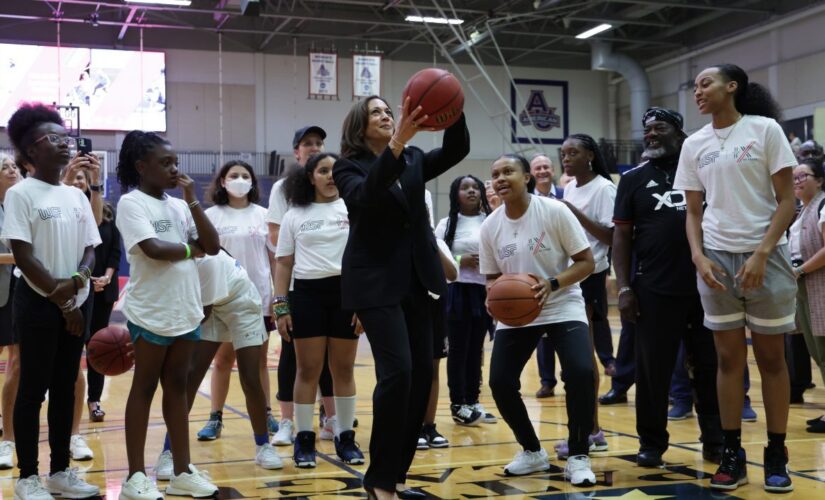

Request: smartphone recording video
left=77, top=137, right=93, bottom=156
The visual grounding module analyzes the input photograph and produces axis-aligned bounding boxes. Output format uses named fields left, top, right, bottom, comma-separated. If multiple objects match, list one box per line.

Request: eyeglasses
left=32, top=134, right=75, bottom=147
left=793, top=173, right=815, bottom=184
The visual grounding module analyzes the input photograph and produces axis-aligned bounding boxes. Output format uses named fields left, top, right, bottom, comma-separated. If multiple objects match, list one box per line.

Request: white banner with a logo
left=510, top=78, right=569, bottom=145
left=308, top=52, right=338, bottom=98
left=352, top=54, right=381, bottom=98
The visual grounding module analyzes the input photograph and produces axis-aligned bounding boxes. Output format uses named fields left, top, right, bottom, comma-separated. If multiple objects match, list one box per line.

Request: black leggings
left=490, top=321, right=594, bottom=456
left=446, top=283, right=490, bottom=405
left=276, top=337, right=333, bottom=402
left=86, top=293, right=114, bottom=402
left=13, top=280, right=85, bottom=477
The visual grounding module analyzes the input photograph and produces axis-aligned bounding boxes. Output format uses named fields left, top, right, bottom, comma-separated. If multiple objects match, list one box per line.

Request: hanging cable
left=218, top=31, right=225, bottom=165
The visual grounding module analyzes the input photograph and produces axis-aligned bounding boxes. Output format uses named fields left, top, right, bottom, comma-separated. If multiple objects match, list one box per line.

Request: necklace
left=712, top=114, right=743, bottom=151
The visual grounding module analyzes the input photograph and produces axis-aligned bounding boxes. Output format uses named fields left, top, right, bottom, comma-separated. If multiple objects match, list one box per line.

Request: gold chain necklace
left=712, top=114, right=743, bottom=151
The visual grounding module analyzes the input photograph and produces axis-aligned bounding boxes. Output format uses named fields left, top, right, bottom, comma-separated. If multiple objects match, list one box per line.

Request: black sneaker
left=422, top=423, right=449, bottom=448
left=450, top=404, right=482, bottom=426
left=335, top=430, right=365, bottom=465
left=417, top=429, right=430, bottom=450
left=710, top=447, right=748, bottom=490
left=764, top=446, right=793, bottom=492
left=293, top=431, right=317, bottom=468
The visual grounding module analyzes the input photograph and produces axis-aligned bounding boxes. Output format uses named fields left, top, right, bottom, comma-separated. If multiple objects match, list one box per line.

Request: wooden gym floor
left=1, top=308, right=824, bottom=499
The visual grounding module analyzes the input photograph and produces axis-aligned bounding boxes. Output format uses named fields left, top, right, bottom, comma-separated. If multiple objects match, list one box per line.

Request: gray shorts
left=201, top=279, right=269, bottom=349
left=697, top=245, right=797, bottom=335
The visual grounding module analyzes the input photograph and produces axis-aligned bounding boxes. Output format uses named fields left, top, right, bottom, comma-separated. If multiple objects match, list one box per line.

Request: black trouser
left=634, top=288, right=721, bottom=454
left=86, top=293, right=114, bottom=402
left=581, top=270, right=615, bottom=367
left=13, top=280, right=85, bottom=477
left=490, top=321, right=594, bottom=456
left=536, top=337, right=558, bottom=389
left=785, top=333, right=811, bottom=399
left=446, top=283, right=489, bottom=405
left=357, top=278, right=433, bottom=492
left=610, top=319, right=636, bottom=393
left=276, top=336, right=333, bottom=402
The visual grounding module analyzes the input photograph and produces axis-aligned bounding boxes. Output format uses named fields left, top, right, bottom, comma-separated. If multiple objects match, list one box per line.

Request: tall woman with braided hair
left=675, top=63, right=797, bottom=493
left=115, top=130, right=221, bottom=500
left=434, top=175, right=495, bottom=428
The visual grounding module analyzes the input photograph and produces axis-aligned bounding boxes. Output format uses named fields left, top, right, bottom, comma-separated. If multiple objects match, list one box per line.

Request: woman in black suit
left=86, top=202, right=121, bottom=421
left=333, top=95, right=469, bottom=499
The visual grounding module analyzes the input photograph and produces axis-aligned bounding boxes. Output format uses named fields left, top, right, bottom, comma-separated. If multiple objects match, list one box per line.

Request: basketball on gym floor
left=487, top=273, right=542, bottom=327
left=87, top=325, right=134, bottom=376
left=402, top=68, right=464, bottom=130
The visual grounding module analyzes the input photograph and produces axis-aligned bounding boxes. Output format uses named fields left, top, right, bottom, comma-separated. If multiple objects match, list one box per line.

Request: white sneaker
left=14, top=475, right=54, bottom=500
left=154, top=450, right=173, bottom=481
left=271, top=419, right=294, bottom=446
left=471, top=403, right=498, bottom=424
left=47, top=467, right=100, bottom=498
left=119, top=472, right=162, bottom=500
left=319, top=416, right=336, bottom=441
left=0, top=440, right=14, bottom=469
left=504, top=448, right=550, bottom=476
left=69, top=434, right=93, bottom=461
left=255, top=443, right=284, bottom=470
left=565, top=454, right=597, bottom=486
left=166, top=464, right=219, bottom=498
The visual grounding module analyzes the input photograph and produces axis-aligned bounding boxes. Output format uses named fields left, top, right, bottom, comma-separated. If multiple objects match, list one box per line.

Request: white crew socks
left=334, top=395, right=357, bottom=437
left=294, top=403, right=315, bottom=433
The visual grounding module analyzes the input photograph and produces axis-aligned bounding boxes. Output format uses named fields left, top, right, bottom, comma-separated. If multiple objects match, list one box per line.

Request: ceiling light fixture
left=405, top=15, right=464, bottom=25
left=124, top=0, right=192, bottom=6
left=575, top=23, right=612, bottom=39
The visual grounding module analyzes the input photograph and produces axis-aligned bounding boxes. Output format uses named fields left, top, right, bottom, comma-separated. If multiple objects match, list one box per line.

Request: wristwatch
left=549, top=277, right=560, bottom=291
left=89, top=184, right=103, bottom=192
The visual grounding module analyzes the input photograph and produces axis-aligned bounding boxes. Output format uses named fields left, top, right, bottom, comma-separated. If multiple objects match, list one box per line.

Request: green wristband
left=273, top=302, right=290, bottom=318
left=183, top=243, right=191, bottom=259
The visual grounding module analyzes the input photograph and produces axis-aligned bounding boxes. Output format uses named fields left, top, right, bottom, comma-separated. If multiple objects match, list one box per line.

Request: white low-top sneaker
left=255, top=443, right=284, bottom=470
left=166, top=464, right=219, bottom=498
left=119, top=471, right=162, bottom=500
left=15, top=475, right=54, bottom=500
left=0, top=440, right=14, bottom=470
left=565, top=454, right=597, bottom=487
left=271, top=419, right=294, bottom=446
left=69, top=435, right=93, bottom=461
left=47, top=467, right=100, bottom=498
left=154, top=450, right=174, bottom=481
left=504, top=448, right=550, bottom=476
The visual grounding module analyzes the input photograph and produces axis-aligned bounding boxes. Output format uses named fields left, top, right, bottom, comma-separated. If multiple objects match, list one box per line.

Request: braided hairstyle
left=6, top=103, right=64, bottom=164
left=566, top=133, right=612, bottom=182
left=713, top=64, right=782, bottom=122
left=116, top=130, right=170, bottom=192
left=442, top=175, right=492, bottom=250
left=283, top=152, right=340, bottom=207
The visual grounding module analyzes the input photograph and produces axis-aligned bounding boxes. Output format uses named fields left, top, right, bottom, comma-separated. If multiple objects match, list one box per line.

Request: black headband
left=643, top=107, right=685, bottom=135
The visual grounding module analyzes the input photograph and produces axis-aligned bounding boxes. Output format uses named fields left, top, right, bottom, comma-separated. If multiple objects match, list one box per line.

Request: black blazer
left=333, top=114, right=470, bottom=310
left=93, top=215, right=122, bottom=303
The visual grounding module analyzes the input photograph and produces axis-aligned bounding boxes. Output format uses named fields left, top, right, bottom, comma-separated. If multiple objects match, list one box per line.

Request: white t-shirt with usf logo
left=479, top=195, right=590, bottom=329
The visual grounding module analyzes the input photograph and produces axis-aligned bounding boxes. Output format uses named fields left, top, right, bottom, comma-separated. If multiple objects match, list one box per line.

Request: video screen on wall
left=0, top=43, right=166, bottom=132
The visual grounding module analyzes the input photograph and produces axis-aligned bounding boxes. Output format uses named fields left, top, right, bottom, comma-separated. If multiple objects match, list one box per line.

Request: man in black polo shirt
left=613, top=107, right=723, bottom=466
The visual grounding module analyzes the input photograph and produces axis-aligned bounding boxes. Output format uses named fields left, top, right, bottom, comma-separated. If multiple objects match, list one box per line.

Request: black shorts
left=579, top=269, right=608, bottom=322
left=430, top=295, right=448, bottom=359
left=289, top=276, right=357, bottom=340
left=0, top=276, right=17, bottom=346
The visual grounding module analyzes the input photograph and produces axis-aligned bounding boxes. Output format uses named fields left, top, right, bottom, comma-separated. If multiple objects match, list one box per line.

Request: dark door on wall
left=783, top=115, right=814, bottom=141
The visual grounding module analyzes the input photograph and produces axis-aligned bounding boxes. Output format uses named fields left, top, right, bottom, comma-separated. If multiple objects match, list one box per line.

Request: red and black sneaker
left=710, top=447, right=748, bottom=490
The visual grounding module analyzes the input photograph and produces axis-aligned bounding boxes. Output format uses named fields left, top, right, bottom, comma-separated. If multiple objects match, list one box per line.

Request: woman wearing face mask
left=192, top=161, right=276, bottom=441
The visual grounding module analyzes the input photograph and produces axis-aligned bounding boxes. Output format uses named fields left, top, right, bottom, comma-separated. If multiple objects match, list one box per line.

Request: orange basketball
left=487, top=273, right=542, bottom=327
left=87, top=325, right=134, bottom=376
left=402, top=68, right=464, bottom=130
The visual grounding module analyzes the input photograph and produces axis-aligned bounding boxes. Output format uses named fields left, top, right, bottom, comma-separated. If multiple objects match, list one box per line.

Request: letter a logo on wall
left=519, top=90, right=561, bottom=132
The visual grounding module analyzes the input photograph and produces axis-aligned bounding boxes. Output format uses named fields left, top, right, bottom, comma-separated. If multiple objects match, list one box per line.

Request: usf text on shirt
left=673, top=114, right=798, bottom=253
left=276, top=198, right=349, bottom=280
left=0, top=178, right=101, bottom=306
left=479, top=195, right=590, bottom=329
left=116, top=190, right=202, bottom=337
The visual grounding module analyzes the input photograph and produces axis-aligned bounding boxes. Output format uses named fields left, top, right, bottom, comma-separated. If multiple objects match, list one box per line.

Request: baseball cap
left=292, top=125, right=326, bottom=149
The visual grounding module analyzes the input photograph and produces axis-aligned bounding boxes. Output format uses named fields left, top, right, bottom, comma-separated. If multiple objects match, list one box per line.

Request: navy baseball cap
left=292, top=126, right=326, bottom=149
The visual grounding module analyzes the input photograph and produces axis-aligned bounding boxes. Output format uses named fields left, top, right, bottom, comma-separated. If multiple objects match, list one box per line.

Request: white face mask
left=225, top=178, right=252, bottom=198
